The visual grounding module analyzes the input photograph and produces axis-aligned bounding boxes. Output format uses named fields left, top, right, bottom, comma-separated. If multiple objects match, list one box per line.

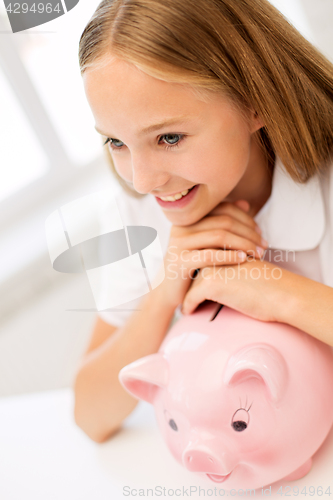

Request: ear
left=118, top=354, right=169, bottom=404
left=223, top=344, right=288, bottom=404
left=249, top=109, right=265, bottom=133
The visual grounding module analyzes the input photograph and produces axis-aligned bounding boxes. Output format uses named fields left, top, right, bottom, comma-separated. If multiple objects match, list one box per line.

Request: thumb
left=234, top=199, right=250, bottom=213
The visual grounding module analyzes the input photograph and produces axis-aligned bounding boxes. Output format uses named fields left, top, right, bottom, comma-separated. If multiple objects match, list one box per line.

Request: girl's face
left=83, top=57, right=267, bottom=226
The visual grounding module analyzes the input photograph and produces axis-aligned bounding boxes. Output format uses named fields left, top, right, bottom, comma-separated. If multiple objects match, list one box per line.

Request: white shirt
left=98, top=157, right=333, bottom=327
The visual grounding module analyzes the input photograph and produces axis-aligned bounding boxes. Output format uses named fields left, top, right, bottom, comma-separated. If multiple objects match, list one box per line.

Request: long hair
left=79, top=0, right=333, bottom=195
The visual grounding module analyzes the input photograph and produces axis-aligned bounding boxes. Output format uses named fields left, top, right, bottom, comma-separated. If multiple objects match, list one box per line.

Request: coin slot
left=210, top=304, right=224, bottom=321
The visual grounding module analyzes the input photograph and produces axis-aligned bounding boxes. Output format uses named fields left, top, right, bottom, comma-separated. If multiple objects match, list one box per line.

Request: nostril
left=208, top=457, right=214, bottom=463
left=187, top=455, right=193, bottom=463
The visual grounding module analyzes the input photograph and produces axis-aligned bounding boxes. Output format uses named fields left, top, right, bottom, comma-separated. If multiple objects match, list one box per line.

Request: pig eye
left=164, top=410, right=178, bottom=431
left=231, top=408, right=250, bottom=432
left=169, top=419, right=178, bottom=431
left=232, top=420, right=247, bottom=432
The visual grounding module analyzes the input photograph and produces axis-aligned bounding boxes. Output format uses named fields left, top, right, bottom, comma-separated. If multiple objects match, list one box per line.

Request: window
left=0, top=63, right=48, bottom=202
left=0, top=1, right=103, bottom=228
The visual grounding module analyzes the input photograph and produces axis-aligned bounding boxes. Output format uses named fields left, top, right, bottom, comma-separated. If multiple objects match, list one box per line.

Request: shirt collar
left=254, top=156, right=326, bottom=251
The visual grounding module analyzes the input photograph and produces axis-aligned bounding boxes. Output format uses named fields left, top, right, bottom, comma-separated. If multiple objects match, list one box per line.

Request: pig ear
left=118, top=354, right=169, bottom=404
left=223, top=344, right=288, bottom=404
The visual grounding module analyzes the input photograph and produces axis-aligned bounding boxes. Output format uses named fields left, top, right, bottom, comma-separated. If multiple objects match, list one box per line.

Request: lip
left=206, top=472, right=232, bottom=483
left=155, top=185, right=199, bottom=209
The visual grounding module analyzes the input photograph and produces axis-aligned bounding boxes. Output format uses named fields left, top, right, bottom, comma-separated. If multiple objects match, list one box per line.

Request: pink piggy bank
left=119, top=301, right=333, bottom=490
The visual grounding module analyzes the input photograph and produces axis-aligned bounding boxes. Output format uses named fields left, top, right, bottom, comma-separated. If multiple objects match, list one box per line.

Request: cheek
left=109, top=150, right=132, bottom=181
left=186, top=124, right=252, bottom=185
left=155, top=395, right=191, bottom=464
left=215, top=125, right=252, bottom=171
left=225, top=385, right=277, bottom=456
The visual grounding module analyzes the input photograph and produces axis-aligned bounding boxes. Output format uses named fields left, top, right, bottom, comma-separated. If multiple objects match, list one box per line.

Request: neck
left=227, top=132, right=275, bottom=218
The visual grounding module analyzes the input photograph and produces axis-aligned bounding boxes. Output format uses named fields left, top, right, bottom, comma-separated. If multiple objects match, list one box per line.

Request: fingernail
left=237, top=251, right=247, bottom=260
left=261, top=238, right=268, bottom=247
left=256, top=246, right=265, bottom=257
left=255, top=225, right=262, bottom=234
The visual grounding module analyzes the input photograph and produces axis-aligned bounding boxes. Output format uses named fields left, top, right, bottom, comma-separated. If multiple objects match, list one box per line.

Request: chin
left=163, top=210, right=204, bottom=227
left=163, top=204, right=212, bottom=227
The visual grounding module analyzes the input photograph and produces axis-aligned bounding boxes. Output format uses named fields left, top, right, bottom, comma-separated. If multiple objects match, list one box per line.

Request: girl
left=73, top=0, right=333, bottom=443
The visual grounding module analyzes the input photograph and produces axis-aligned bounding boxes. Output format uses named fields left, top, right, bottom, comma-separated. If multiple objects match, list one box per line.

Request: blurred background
left=0, top=0, right=332, bottom=397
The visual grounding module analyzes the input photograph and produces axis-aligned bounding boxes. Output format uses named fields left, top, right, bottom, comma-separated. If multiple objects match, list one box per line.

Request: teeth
left=160, top=188, right=191, bottom=202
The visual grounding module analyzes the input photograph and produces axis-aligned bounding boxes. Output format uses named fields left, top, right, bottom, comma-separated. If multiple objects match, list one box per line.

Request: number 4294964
left=277, top=485, right=331, bottom=496
left=6, top=3, right=62, bottom=14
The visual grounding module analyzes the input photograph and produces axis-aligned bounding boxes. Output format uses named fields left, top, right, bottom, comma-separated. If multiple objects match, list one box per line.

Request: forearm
left=74, top=285, right=177, bottom=443
left=276, top=270, right=333, bottom=346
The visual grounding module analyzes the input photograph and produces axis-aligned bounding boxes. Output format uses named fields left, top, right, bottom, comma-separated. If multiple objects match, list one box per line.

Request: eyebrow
left=95, top=116, right=191, bottom=138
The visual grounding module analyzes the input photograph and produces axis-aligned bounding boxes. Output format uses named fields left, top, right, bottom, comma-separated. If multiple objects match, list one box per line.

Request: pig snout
left=182, top=444, right=236, bottom=480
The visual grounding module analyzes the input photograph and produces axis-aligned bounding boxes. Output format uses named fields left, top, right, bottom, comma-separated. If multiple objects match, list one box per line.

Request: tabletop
left=0, top=388, right=333, bottom=500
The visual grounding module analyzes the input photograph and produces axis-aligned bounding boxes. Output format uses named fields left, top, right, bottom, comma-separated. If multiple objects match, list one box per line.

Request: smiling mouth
left=206, top=472, right=232, bottom=483
left=156, top=185, right=197, bottom=201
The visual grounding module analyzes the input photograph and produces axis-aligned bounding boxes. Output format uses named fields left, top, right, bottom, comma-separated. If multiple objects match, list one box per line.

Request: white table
left=0, top=389, right=333, bottom=499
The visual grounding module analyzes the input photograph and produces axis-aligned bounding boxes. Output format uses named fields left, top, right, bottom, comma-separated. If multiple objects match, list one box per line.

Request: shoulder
left=105, top=185, right=172, bottom=252
left=318, top=158, right=333, bottom=202
left=255, top=157, right=328, bottom=251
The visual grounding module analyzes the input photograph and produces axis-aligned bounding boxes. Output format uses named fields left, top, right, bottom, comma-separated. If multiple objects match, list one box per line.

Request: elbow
left=74, top=409, right=119, bottom=443
left=73, top=390, right=121, bottom=443
left=73, top=401, right=107, bottom=444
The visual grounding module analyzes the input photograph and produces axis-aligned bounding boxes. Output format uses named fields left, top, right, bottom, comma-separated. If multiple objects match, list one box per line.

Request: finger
left=234, top=199, right=250, bottom=212
left=166, top=250, right=239, bottom=272
left=186, top=215, right=266, bottom=248
left=171, top=228, right=266, bottom=259
left=182, top=248, right=248, bottom=269
left=207, top=201, right=261, bottom=233
left=165, top=248, right=249, bottom=277
left=181, top=271, right=215, bottom=314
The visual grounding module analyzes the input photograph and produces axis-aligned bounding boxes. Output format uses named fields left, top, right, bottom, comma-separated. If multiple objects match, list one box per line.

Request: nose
left=183, top=449, right=223, bottom=474
left=131, top=153, right=170, bottom=194
left=182, top=447, right=236, bottom=475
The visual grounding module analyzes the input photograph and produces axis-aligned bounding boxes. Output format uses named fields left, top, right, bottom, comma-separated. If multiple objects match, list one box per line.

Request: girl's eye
left=103, top=133, right=184, bottom=151
left=104, top=137, right=124, bottom=149
left=159, top=134, right=184, bottom=148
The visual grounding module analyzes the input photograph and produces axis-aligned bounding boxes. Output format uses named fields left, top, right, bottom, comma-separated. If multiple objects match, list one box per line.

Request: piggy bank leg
left=282, top=458, right=312, bottom=481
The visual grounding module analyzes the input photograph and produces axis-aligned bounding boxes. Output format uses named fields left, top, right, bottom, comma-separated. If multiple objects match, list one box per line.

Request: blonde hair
left=79, top=0, right=333, bottom=194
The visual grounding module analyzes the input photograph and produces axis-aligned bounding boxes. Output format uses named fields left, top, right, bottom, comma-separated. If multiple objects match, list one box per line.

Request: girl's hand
left=181, top=259, right=286, bottom=323
left=159, top=199, right=268, bottom=309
